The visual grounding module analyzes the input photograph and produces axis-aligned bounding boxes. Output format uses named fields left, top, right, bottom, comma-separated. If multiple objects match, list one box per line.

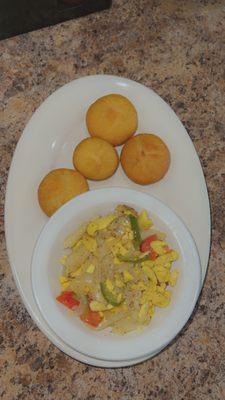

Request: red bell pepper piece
left=141, top=235, right=171, bottom=259
left=149, top=248, right=158, bottom=260
left=80, top=309, right=103, bottom=328
left=140, top=234, right=158, bottom=252
left=140, top=234, right=159, bottom=260
left=56, top=291, right=80, bottom=309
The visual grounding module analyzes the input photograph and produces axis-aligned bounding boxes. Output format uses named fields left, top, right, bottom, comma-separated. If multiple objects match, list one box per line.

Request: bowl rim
left=31, top=187, right=202, bottom=361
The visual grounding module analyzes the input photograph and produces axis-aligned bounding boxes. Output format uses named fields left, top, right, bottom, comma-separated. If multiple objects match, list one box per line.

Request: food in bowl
left=56, top=205, right=179, bottom=334
left=73, top=137, right=119, bottom=181
left=121, top=133, right=170, bottom=185
left=38, top=168, right=89, bottom=217
left=86, top=94, right=138, bottom=146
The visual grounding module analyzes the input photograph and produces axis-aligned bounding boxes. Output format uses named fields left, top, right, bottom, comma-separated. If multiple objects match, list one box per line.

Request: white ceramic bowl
left=31, top=187, right=201, bottom=362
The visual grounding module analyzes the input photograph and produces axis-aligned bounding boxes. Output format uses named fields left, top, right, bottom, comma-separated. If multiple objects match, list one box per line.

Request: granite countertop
left=1, top=0, right=225, bottom=399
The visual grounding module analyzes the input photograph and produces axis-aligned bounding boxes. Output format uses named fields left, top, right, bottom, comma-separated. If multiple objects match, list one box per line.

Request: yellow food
left=73, top=137, right=119, bottom=181
left=87, top=214, right=116, bottom=236
left=89, top=301, right=113, bottom=311
left=82, top=235, right=97, bottom=253
left=120, top=134, right=170, bottom=185
left=38, top=168, right=89, bottom=217
left=123, top=270, right=134, bottom=282
left=57, top=205, right=179, bottom=334
left=86, top=94, right=138, bottom=146
left=59, top=276, right=69, bottom=290
left=169, top=268, right=179, bottom=286
left=151, top=240, right=169, bottom=255
left=86, top=264, right=95, bottom=274
left=138, top=210, right=153, bottom=230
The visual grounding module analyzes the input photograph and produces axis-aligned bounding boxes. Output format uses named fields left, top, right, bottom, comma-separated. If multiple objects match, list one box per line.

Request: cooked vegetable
left=140, top=234, right=159, bottom=260
left=56, top=291, right=80, bottom=309
left=56, top=205, right=179, bottom=334
left=138, top=210, right=152, bottom=230
left=149, top=248, right=158, bottom=260
left=140, top=234, right=158, bottom=252
left=117, top=254, right=150, bottom=264
left=129, top=215, right=142, bottom=250
left=100, top=282, right=123, bottom=306
left=81, top=308, right=103, bottom=327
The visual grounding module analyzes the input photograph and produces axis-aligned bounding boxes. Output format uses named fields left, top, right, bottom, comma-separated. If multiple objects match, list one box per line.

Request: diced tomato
left=56, top=291, right=80, bottom=309
left=80, top=309, right=103, bottom=328
left=140, top=234, right=158, bottom=252
left=149, top=248, right=158, bottom=260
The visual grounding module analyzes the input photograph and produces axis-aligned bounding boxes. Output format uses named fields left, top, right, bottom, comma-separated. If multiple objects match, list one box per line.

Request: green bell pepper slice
left=100, top=282, right=123, bottom=306
left=117, top=254, right=150, bottom=264
left=129, top=215, right=142, bottom=250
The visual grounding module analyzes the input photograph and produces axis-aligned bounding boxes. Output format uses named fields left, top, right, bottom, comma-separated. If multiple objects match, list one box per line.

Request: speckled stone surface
left=1, top=0, right=225, bottom=399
